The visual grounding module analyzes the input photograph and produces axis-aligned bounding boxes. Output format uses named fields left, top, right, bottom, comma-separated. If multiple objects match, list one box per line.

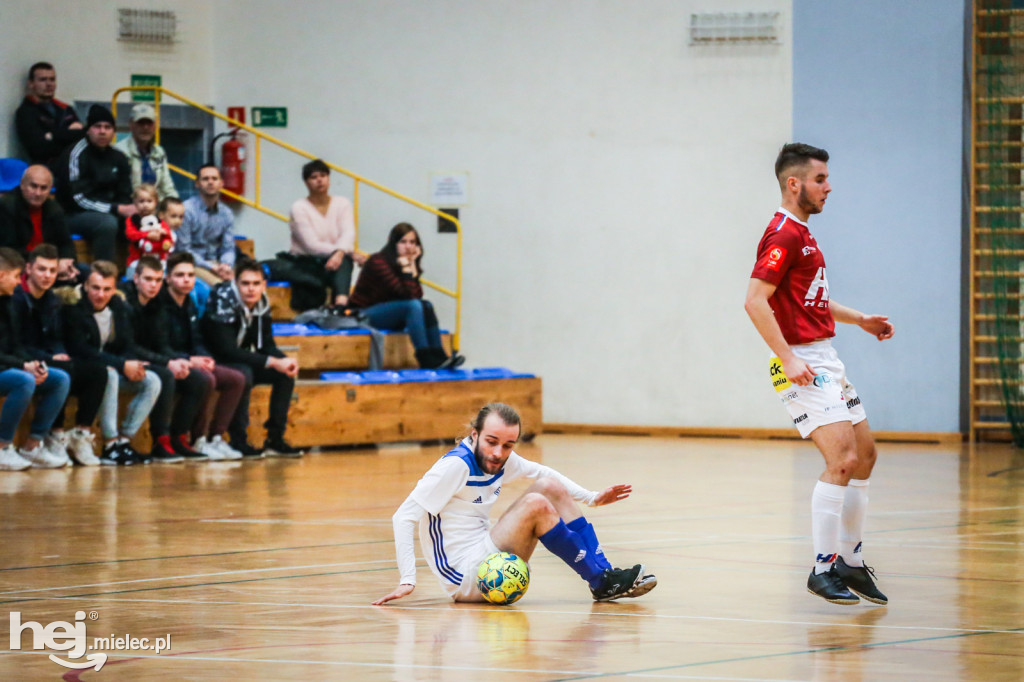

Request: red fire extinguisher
left=220, top=133, right=246, bottom=196
left=209, top=131, right=246, bottom=198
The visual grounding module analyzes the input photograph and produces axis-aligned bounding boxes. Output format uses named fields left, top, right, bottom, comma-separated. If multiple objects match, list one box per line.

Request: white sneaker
left=42, top=431, right=74, bottom=467
left=211, top=435, right=243, bottom=460
left=194, top=436, right=225, bottom=460
left=0, top=444, right=31, bottom=471
left=19, top=442, right=67, bottom=469
left=65, top=428, right=101, bottom=467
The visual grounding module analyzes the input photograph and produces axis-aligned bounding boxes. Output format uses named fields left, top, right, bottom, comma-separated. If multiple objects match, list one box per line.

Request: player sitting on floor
left=373, top=402, right=657, bottom=605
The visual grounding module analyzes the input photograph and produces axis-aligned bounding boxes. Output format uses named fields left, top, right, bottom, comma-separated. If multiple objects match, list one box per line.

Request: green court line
left=549, top=625, right=1024, bottom=680
left=0, top=539, right=391, bottom=573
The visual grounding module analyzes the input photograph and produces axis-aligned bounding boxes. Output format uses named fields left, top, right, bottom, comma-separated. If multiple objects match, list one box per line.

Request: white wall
left=211, top=0, right=794, bottom=428
left=0, top=0, right=214, bottom=157
left=4, top=1, right=959, bottom=432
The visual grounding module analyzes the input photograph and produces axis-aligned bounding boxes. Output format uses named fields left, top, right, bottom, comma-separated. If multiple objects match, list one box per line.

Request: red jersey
left=750, top=210, right=834, bottom=345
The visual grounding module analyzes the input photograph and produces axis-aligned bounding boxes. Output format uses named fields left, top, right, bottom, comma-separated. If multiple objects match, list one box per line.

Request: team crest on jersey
left=769, top=357, right=790, bottom=392
left=764, top=246, right=787, bottom=271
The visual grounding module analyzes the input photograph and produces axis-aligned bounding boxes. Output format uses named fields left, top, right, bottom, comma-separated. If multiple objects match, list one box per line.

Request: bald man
left=0, top=165, right=80, bottom=283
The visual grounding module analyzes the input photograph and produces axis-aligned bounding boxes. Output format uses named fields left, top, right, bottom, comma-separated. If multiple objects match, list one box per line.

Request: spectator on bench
left=0, top=248, right=70, bottom=470
left=123, top=184, right=175, bottom=279
left=11, top=244, right=107, bottom=466
left=160, top=252, right=245, bottom=460
left=114, top=103, right=178, bottom=201
left=286, top=159, right=366, bottom=308
left=123, top=255, right=213, bottom=462
left=14, top=62, right=85, bottom=167
left=0, top=164, right=82, bottom=286
left=348, top=223, right=464, bottom=370
left=178, top=165, right=235, bottom=286
left=64, top=260, right=163, bottom=465
left=53, top=105, right=135, bottom=262
left=203, top=259, right=303, bottom=458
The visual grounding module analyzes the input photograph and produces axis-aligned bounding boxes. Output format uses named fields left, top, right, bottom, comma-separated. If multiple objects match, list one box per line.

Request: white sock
left=840, top=478, right=869, bottom=567
left=811, top=480, right=846, bottom=574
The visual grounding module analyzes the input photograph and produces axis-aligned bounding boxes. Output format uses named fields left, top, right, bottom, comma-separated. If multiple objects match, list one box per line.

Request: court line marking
left=0, top=649, right=601, bottom=677
left=0, top=557, right=393, bottom=593
left=0, top=539, right=391, bottom=573
left=0, top=566, right=410, bottom=606
left=49, top=596, right=1024, bottom=637
left=547, top=626, right=1024, bottom=681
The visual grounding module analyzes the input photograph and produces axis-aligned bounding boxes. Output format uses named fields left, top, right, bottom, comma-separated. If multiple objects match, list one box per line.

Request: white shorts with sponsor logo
left=443, top=532, right=500, bottom=602
left=768, top=340, right=867, bottom=439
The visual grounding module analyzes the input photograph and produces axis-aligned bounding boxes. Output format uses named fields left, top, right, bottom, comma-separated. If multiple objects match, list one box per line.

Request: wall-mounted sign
left=252, top=107, right=288, bottom=127
left=130, top=74, right=161, bottom=102
left=429, top=172, right=469, bottom=206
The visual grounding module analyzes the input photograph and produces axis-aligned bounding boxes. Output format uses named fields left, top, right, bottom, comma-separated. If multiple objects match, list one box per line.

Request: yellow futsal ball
left=476, top=552, right=530, bottom=605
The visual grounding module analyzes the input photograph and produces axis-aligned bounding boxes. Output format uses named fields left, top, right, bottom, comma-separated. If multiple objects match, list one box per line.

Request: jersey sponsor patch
left=764, top=246, right=787, bottom=271
left=770, top=357, right=790, bottom=392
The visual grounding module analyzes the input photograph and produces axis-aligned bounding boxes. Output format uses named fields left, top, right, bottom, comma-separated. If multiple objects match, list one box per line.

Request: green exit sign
left=130, top=74, right=161, bottom=102
left=251, top=107, right=287, bottom=127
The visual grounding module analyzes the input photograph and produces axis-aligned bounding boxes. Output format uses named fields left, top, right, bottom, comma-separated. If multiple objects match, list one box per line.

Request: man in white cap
left=115, top=103, right=178, bottom=200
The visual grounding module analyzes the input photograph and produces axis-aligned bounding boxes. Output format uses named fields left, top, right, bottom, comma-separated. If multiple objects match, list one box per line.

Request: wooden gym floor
left=0, top=433, right=1021, bottom=680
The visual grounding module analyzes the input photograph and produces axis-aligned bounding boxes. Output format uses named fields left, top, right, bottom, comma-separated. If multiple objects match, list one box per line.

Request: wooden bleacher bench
left=247, top=369, right=542, bottom=448
left=273, top=323, right=451, bottom=371
left=51, top=236, right=545, bottom=452
left=12, top=368, right=542, bottom=453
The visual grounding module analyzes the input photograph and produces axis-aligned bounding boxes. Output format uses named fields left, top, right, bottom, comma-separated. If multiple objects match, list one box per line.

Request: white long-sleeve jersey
left=391, top=438, right=598, bottom=592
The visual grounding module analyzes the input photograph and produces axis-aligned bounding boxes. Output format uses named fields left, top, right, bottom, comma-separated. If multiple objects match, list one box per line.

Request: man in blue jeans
left=0, top=248, right=70, bottom=470
left=64, top=261, right=162, bottom=465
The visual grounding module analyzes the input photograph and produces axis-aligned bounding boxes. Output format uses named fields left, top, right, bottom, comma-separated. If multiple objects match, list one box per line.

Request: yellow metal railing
left=111, top=86, right=462, bottom=350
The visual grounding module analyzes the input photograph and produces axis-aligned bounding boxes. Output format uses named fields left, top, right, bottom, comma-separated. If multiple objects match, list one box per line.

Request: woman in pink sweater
left=288, top=159, right=366, bottom=305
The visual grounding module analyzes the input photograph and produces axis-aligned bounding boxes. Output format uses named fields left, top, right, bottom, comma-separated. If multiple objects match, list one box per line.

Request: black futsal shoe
left=591, top=564, right=648, bottom=602
left=834, top=556, right=888, bottom=605
left=807, top=565, right=860, bottom=605
left=100, top=440, right=137, bottom=466
left=149, top=442, right=184, bottom=464
left=625, top=572, right=658, bottom=599
left=263, top=438, right=304, bottom=458
left=231, top=439, right=265, bottom=459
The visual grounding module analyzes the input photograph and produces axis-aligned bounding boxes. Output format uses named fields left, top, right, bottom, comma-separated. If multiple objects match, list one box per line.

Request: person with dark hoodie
left=347, top=223, right=464, bottom=370
left=10, top=244, right=108, bottom=465
left=202, top=258, right=303, bottom=458
left=121, top=255, right=211, bottom=462
left=159, top=251, right=246, bottom=460
left=0, top=247, right=70, bottom=470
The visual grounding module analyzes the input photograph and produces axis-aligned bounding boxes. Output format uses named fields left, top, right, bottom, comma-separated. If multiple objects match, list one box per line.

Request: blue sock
left=539, top=520, right=606, bottom=588
left=567, top=516, right=612, bottom=572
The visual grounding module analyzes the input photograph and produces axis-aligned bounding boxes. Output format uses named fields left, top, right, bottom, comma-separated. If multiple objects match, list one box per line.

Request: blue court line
left=549, top=626, right=1024, bottom=681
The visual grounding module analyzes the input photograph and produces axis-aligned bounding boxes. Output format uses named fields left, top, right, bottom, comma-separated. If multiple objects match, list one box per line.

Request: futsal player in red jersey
left=744, top=143, right=894, bottom=605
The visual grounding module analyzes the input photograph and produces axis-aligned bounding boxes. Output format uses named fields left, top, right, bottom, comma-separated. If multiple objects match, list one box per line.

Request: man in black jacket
left=122, top=255, right=209, bottom=461
left=14, top=62, right=85, bottom=167
left=0, top=165, right=81, bottom=285
left=160, top=252, right=246, bottom=460
left=0, top=247, right=70, bottom=470
left=203, top=259, right=303, bottom=457
left=10, top=244, right=107, bottom=465
left=52, top=105, right=134, bottom=261
left=64, top=260, right=166, bottom=465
